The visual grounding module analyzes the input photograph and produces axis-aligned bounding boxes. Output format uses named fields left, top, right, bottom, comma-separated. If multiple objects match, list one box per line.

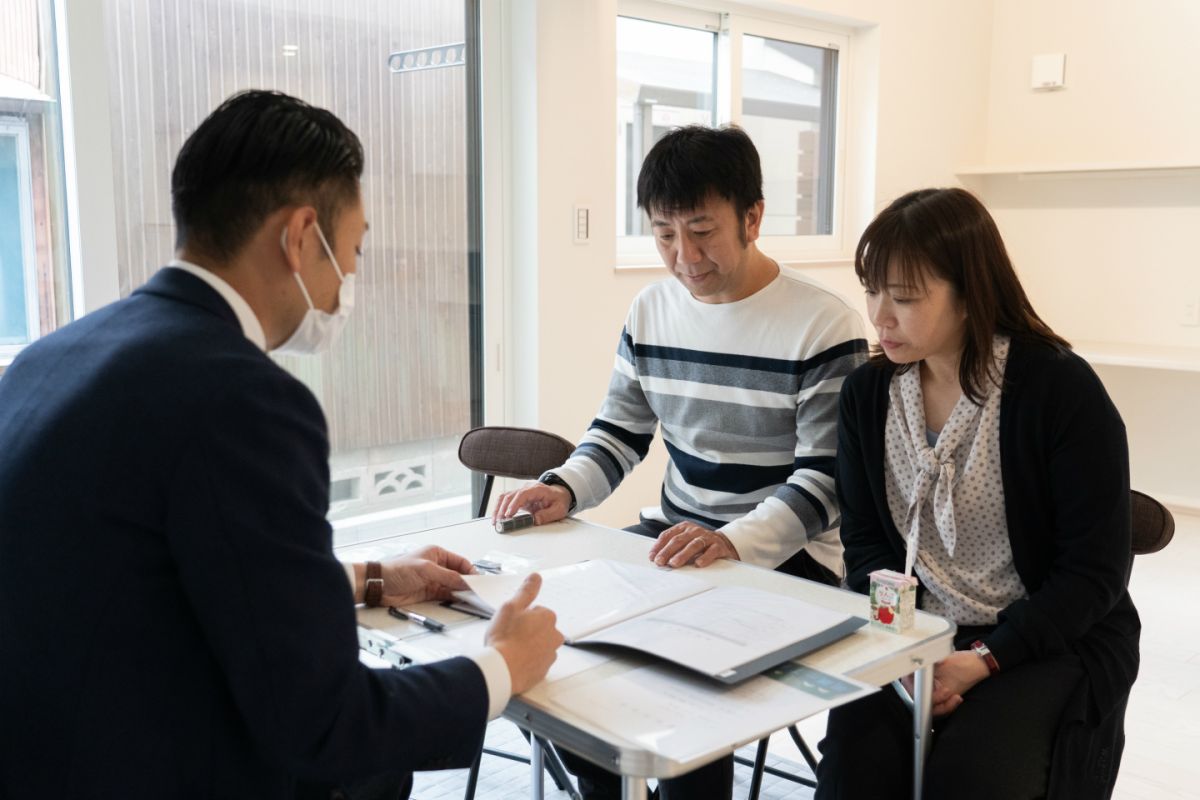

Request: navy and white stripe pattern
left=552, top=269, right=868, bottom=571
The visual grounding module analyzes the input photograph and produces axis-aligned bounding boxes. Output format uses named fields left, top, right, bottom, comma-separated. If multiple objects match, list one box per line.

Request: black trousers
left=559, top=517, right=839, bottom=800
left=294, top=772, right=411, bottom=800
left=814, top=626, right=1084, bottom=800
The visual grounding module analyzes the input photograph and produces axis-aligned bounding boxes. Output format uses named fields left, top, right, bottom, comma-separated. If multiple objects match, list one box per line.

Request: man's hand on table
left=492, top=481, right=572, bottom=526
left=648, top=521, right=740, bottom=568
left=485, top=573, right=565, bottom=694
left=355, top=545, right=476, bottom=606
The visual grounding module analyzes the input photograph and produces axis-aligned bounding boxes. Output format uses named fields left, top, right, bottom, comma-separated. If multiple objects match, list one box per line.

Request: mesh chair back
left=1131, top=489, right=1175, bottom=555
left=458, top=426, right=576, bottom=516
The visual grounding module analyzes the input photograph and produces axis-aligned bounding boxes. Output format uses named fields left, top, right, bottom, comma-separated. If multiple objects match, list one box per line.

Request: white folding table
left=340, top=517, right=954, bottom=800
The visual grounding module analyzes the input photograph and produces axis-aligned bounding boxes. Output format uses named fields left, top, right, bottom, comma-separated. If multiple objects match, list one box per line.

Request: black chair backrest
left=458, top=426, right=575, bottom=517
left=1131, top=489, right=1174, bottom=556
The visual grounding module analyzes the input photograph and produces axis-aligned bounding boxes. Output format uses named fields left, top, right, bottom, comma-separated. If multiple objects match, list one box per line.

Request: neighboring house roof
left=0, top=74, right=53, bottom=104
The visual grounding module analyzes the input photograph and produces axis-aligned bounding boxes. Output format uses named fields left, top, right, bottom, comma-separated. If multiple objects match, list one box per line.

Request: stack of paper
left=455, top=559, right=866, bottom=683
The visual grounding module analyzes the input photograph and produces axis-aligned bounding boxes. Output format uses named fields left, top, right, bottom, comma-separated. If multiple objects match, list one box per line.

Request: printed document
left=456, top=559, right=866, bottom=683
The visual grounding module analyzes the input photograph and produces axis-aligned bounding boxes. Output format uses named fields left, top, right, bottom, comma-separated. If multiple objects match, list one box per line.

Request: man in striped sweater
left=494, top=126, right=867, bottom=798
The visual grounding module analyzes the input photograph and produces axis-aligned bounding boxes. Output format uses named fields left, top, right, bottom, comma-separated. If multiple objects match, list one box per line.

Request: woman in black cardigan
left=815, top=188, right=1139, bottom=799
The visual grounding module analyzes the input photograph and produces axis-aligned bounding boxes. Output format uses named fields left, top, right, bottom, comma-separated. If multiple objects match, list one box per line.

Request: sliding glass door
left=104, top=0, right=484, bottom=541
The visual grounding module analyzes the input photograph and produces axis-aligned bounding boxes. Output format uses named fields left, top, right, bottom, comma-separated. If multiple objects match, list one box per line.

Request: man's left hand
left=377, top=545, right=475, bottom=606
left=648, top=522, right=740, bottom=568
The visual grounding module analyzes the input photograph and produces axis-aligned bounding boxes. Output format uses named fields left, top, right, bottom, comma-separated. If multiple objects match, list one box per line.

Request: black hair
left=171, top=90, right=364, bottom=260
left=636, top=125, right=764, bottom=222
left=856, top=187, right=1070, bottom=403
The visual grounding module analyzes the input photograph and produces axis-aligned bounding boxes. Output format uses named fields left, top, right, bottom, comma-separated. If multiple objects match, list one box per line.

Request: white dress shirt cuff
left=342, top=562, right=356, bottom=594
left=470, top=647, right=513, bottom=720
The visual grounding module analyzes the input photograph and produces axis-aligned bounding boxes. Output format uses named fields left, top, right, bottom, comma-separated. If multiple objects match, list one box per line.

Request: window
left=0, top=120, right=39, bottom=354
left=103, top=0, right=484, bottom=542
left=617, top=16, right=716, bottom=236
left=617, top=1, right=848, bottom=264
left=0, top=0, right=74, bottom=366
left=741, top=34, right=838, bottom=236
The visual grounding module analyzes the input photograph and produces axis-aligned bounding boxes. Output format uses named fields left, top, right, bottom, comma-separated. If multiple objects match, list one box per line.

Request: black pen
left=387, top=606, right=446, bottom=632
left=440, top=600, right=493, bottom=620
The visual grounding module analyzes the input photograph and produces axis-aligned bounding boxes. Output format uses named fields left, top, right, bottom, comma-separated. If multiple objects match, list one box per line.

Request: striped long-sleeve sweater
left=551, top=268, right=868, bottom=574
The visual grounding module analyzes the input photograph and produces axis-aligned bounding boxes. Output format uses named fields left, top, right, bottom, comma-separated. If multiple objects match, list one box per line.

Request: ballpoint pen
left=387, top=606, right=446, bottom=632
left=440, top=600, right=493, bottom=620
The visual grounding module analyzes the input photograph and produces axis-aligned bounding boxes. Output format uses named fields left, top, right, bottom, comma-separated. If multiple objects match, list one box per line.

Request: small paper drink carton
left=869, top=569, right=917, bottom=632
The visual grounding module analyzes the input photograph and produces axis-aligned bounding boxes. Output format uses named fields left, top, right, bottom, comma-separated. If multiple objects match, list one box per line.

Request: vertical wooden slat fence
left=104, top=0, right=471, bottom=454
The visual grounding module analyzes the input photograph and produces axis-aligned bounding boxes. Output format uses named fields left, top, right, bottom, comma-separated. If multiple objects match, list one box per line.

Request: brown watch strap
left=364, top=561, right=384, bottom=607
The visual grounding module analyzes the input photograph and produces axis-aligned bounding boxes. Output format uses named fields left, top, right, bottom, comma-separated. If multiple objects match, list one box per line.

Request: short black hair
left=636, top=125, right=764, bottom=220
left=171, top=90, right=364, bottom=260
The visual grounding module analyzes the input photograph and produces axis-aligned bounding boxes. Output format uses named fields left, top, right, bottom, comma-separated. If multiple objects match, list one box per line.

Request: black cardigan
left=835, top=338, right=1140, bottom=720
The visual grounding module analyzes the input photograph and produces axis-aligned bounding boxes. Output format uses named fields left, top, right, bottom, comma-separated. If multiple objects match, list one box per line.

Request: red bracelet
left=971, top=640, right=1000, bottom=675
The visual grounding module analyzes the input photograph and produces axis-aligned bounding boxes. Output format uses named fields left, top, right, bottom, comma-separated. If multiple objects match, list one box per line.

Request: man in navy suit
left=0, top=90, right=562, bottom=799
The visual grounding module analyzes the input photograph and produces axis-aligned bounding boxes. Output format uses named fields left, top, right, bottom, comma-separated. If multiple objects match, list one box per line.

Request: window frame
left=616, top=6, right=720, bottom=253
left=0, top=116, right=42, bottom=361
left=615, top=0, right=852, bottom=269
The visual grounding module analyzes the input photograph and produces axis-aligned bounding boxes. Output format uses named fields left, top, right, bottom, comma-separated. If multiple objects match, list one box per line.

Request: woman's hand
left=931, top=650, right=991, bottom=716
left=900, top=650, right=991, bottom=717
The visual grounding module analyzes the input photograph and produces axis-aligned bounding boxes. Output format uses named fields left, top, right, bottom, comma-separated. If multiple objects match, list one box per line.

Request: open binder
left=455, top=559, right=866, bottom=684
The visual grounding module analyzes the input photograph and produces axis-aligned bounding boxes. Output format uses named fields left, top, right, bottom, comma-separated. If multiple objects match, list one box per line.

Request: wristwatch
left=364, top=561, right=384, bottom=608
left=538, top=472, right=577, bottom=512
left=970, top=640, right=1000, bottom=675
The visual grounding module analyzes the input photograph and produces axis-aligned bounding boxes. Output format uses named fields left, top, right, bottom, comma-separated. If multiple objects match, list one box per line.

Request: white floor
left=412, top=513, right=1200, bottom=799
left=1112, top=511, right=1200, bottom=798
left=411, top=722, right=817, bottom=798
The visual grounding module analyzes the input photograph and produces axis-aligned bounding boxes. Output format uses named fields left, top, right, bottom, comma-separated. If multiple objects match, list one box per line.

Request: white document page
left=575, top=585, right=858, bottom=677
left=455, top=559, right=711, bottom=641
left=548, top=663, right=877, bottom=763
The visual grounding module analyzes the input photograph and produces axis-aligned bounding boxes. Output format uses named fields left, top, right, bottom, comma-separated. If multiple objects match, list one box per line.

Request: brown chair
left=1131, top=489, right=1175, bottom=555
left=456, top=426, right=579, bottom=800
left=743, top=488, right=1177, bottom=799
left=458, top=425, right=575, bottom=518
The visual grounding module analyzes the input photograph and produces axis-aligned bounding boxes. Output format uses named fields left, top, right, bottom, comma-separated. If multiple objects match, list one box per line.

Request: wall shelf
left=1074, top=340, right=1200, bottom=373
left=1155, top=493, right=1200, bottom=516
left=956, top=161, right=1200, bottom=177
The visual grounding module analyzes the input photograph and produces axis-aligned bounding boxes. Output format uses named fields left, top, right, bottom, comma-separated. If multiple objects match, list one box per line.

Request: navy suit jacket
left=0, top=268, right=488, bottom=798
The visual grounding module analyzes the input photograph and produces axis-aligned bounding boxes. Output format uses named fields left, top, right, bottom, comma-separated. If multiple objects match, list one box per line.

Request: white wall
left=984, top=0, right=1200, bottom=166
left=1093, top=364, right=1200, bottom=508
left=977, top=0, right=1200, bottom=508
left=502, top=0, right=996, bottom=526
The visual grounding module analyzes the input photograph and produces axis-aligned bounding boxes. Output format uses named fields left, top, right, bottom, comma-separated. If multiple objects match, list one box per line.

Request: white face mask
left=274, top=224, right=356, bottom=356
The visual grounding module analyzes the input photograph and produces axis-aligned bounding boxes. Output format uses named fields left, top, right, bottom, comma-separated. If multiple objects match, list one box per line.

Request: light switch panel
left=573, top=206, right=590, bottom=244
left=1032, top=53, right=1066, bottom=90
